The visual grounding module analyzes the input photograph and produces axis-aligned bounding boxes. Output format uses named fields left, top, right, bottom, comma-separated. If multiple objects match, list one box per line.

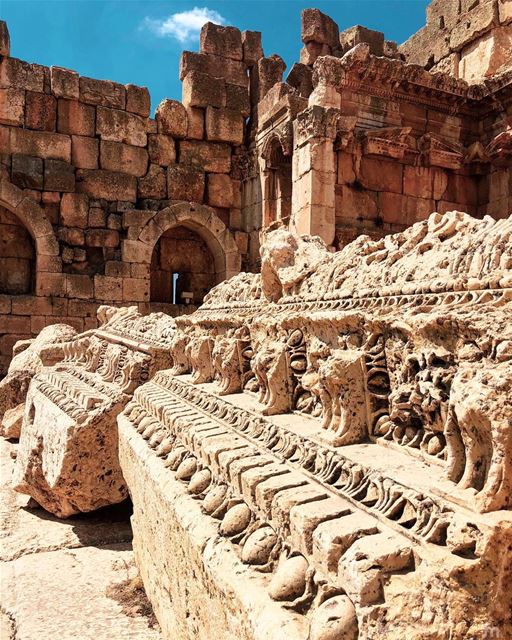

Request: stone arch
left=0, top=179, right=61, bottom=293
left=131, top=202, right=241, bottom=294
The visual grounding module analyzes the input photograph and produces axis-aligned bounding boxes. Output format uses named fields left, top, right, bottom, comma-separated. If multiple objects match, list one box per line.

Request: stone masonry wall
left=400, top=0, right=512, bottom=81
left=0, top=21, right=262, bottom=374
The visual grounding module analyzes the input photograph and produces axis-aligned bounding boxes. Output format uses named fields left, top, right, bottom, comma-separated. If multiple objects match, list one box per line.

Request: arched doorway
left=261, top=136, right=292, bottom=228
left=150, top=225, right=215, bottom=305
left=0, top=204, right=35, bottom=294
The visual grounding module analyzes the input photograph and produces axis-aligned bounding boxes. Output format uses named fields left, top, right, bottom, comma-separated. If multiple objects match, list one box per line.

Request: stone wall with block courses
left=400, top=0, right=512, bottom=81
left=0, top=20, right=263, bottom=374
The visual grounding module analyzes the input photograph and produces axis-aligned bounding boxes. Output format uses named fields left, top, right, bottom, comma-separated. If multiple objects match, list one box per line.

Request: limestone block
left=226, top=83, right=250, bottom=117
left=79, top=76, right=126, bottom=109
left=96, top=106, right=147, bottom=147
left=88, top=206, right=106, bottom=227
left=125, top=83, right=150, bottom=118
left=339, top=25, right=384, bottom=56
left=254, top=55, right=286, bottom=101
left=301, top=8, right=339, bottom=48
left=76, top=169, right=137, bottom=201
left=59, top=227, right=85, bottom=246
left=167, top=164, right=205, bottom=202
left=431, top=53, right=460, bottom=76
left=50, top=66, right=79, bottom=100
left=122, top=277, right=149, bottom=302
left=182, top=70, right=226, bottom=109
left=499, top=0, right=512, bottom=23
left=0, top=57, right=45, bottom=92
left=286, top=63, right=314, bottom=99
left=65, top=273, right=93, bottom=299
left=180, top=51, right=248, bottom=87
left=186, top=106, right=204, bottom=140
left=85, top=229, right=120, bottom=249
left=9, top=128, right=71, bottom=162
left=57, top=98, right=95, bottom=136
left=300, top=41, right=331, bottom=66
left=206, top=107, right=244, bottom=145
left=207, top=173, right=233, bottom=208
left=44, top=158, right=75, bottom=192
left=11, top=154, right=43, bottom=189
left=0, top=20, right=10, bottom=57
left=0, top=323, right=77, bottom=433
left=179, top=140, right=231, bottom=173
left=12, top=308, right=175, bottom=516
left=0, top=87, right=24, bottom=126
left=25, top=91, right=57, bottom=131
left=148, top=134, right=176, bottom=166
left=60, top=193, right=89, bottom=229
left=1, top=403, right=23, bottom=439
left=200, top=22, right=243, bottom=61
left=71, top=135, right=99, bottom=169
left=450, top=2, right=497, bottom=51
left=359, top=157, right=403, bottom=194
left=459, top=25, right=512, bottom=81
left=94, top=275, right=123, bottom=301
left=242, top=30, right=263, bottom=66
left=137, top=164, right=167, bottom=199
left=155, top=99, right=188, bottom=139
left=99, top=140, right=148, bottom=177
left=426, top=0, right=462, bottom=30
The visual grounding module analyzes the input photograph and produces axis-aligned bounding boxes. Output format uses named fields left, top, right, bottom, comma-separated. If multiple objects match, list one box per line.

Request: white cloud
left=143, top=7, right=226, bottom=43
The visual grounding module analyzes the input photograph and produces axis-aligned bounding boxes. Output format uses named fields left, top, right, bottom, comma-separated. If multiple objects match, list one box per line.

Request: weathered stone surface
left=180, top=51, right=248, bottom=87
left=302, top=8, right=339, bottom=48
left=9, top=128, right=71, bottom=162
left=179, top=140, right=231, bottom=173
left=155, top=99, right=187, bottom=138
left=0, top=57, right=44, bottom=92
left=182, top=70, right=226, bottom=109
left=148, top=134, right=176, bottom=166
left=242, top=30, right=264, bottom=66
left=25, top=91, right=57, bottom=131
left=96, top=106, right=147, bottom=147
left=71, top=134, right=99, bottom=169
left=100, top=140, right=148, bottom=177
left=138, top=164, right=167, bottom=199
left=13, top=307, right=175, bottom=516
left=0, top=324, right=77, bottom=435
left=206, top=107, right=244, bottom=145
left=117, top=211, right=512, bottom=640
left=79, top=76, right=126, bottom=109
left=167, top=164, right=205, bottom=201
left=76, top=169, right=137, bottom=201
left=200, top=22, right=243, bottom=61
left=207, top=173, right=233, bottom=207
left=44, top=158, right=75, bottom=192
left=339, top=25, right=384, bottom=56
left=11, top=154, right=43, bottom=189
left=126, top=84, right=150, bottom=118
left=57, top=98, right=95, bottom=136
left=50, top=66, right=79, bottom=100
left=0, top=87, right=24, bottom=125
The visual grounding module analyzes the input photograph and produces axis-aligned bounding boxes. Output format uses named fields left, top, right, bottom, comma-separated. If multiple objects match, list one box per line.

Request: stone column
left=291, top=105, right=338, bottom=246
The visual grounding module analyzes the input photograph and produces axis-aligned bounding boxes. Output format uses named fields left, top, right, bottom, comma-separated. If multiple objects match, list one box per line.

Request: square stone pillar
left=291, top=105, right=338, bottom=246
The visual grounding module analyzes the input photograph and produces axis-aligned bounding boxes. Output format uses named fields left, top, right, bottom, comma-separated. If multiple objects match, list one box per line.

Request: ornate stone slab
left=13, top=306, right=175, bottom=517
left=119, top=211, right=512, bottom=639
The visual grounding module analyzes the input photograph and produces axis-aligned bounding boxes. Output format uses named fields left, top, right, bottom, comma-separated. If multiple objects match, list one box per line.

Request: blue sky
left=2, top=1, right=429, bottom=114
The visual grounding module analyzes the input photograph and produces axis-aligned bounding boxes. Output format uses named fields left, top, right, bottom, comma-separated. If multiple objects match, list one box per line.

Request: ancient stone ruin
left=119, top=211, right=512, bottom=639
left=1, top=1, right=511, bottom=639
left=14, top=305, right=175, bottom=516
